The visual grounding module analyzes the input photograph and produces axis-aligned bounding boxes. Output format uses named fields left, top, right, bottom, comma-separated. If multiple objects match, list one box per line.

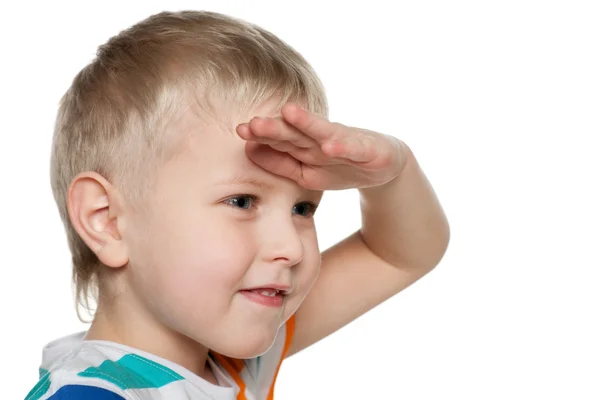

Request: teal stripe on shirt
left=78, top=353, right=184, bottom=389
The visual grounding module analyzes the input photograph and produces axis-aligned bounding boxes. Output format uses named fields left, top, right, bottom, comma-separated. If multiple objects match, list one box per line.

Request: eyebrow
left=214, top=175, right=279, bottom=191
left=214, top=174, right=324, bottom=201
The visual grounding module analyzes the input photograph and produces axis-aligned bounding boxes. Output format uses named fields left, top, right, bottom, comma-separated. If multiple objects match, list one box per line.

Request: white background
left=1, top=0, right=599, bottom=399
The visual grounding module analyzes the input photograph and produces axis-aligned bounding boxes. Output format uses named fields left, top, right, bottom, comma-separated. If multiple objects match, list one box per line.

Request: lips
left=247, top=288, right=280, bottom=297
left=239, top=285, right=291, bottom=307
left=241, top=284, right=292, bottom=295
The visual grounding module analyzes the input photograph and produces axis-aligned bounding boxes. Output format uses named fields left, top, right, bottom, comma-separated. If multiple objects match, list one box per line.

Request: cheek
left=283, top=234, right=321, bottom=319
left=127, top=210, right=256, bottom=306
left=297, top=250, right=321, bottom=297
left=301, top=231, right=322, bottom=286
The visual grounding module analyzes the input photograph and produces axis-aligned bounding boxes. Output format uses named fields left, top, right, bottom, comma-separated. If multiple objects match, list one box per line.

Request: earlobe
left=68, top=172, right=129, bottom=268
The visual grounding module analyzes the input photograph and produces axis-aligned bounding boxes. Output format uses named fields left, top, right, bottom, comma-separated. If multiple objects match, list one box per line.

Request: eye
left=293, top=202, right=318, bottom=218
left=224, top=195, right=257, bottom=210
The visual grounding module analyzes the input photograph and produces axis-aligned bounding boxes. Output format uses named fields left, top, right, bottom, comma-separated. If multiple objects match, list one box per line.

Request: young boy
left=26, top=10, right=449, bottom=400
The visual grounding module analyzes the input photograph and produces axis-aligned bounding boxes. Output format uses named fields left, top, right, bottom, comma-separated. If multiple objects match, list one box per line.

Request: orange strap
left=211, top=353, right=248, bottom=400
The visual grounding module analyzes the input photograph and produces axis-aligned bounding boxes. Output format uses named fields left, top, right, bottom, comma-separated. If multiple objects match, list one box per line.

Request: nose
left=259, top=216, right=304, bottom=267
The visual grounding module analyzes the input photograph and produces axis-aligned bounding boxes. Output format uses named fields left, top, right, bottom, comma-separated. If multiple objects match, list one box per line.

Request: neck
left=85, top=294, right=217, bottom=384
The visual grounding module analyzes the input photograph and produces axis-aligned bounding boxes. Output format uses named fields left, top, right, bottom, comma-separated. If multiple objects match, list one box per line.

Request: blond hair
left=49, top=10, right=328, bottom=320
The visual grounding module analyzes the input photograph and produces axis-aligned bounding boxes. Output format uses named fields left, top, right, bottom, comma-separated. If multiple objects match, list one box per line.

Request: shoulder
left=25, top=368, right=128, bottom=400
left=25, top=347, right=131, bottom=400
left=26, top=342, right=185, bottom=400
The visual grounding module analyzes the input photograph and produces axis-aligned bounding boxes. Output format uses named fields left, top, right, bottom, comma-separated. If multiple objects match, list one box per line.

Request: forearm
left=358, top=141, right=450, bottom=269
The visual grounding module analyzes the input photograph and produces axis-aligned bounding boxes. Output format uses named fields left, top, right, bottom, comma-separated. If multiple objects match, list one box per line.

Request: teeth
left=260, top=290, right=278, bottom=297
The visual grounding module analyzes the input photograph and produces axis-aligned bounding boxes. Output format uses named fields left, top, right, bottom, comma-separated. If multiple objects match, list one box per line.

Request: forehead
left=163, top=102, right=315, bottom=196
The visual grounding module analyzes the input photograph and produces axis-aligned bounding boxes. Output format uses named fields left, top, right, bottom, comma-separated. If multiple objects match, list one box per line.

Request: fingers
left=281, top=103, right=344, bottom=143
left=237, top=116, right=315, bottom=149
left=237, top=103, right=382, bottom=167
left=279, top=104, right=379, bottom=163
left=322, top=135, right=379, bottom=163
left=244, top=142, right=304, bottom=183
left=245, top=142, right=329, bottom=190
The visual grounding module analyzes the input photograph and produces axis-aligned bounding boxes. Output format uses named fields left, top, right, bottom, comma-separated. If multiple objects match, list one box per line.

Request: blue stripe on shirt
left=47, top=385, right=125, bottom=399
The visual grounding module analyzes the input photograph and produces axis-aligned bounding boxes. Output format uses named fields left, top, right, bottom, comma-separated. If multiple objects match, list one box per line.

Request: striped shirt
left=25, top=316, right=295, bottom=400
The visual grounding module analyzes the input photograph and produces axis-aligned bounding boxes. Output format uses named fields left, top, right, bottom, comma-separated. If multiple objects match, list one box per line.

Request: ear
left=67, top=172, right=129, bottom=268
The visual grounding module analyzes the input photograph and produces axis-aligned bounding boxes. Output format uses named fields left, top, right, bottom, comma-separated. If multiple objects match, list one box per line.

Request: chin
left=212, top=326, right=279, bottom=359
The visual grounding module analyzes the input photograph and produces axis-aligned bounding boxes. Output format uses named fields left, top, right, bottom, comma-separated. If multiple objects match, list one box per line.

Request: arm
left=288, top=142, right=450, bottom=356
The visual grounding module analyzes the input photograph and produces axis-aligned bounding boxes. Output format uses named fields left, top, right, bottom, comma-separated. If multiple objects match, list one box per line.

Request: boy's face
left=120, top=103, right=323, bottom=359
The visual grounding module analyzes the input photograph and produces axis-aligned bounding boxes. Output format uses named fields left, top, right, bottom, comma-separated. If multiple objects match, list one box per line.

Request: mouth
left=239, top=286, right=291, bottom=307
left=241, top=284, right=292, bottom=295
left=248, top=288, right=281, bottom=297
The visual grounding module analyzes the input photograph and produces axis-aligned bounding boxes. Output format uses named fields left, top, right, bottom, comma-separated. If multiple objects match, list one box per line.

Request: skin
left=68, top=101, right=450, bottom=384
